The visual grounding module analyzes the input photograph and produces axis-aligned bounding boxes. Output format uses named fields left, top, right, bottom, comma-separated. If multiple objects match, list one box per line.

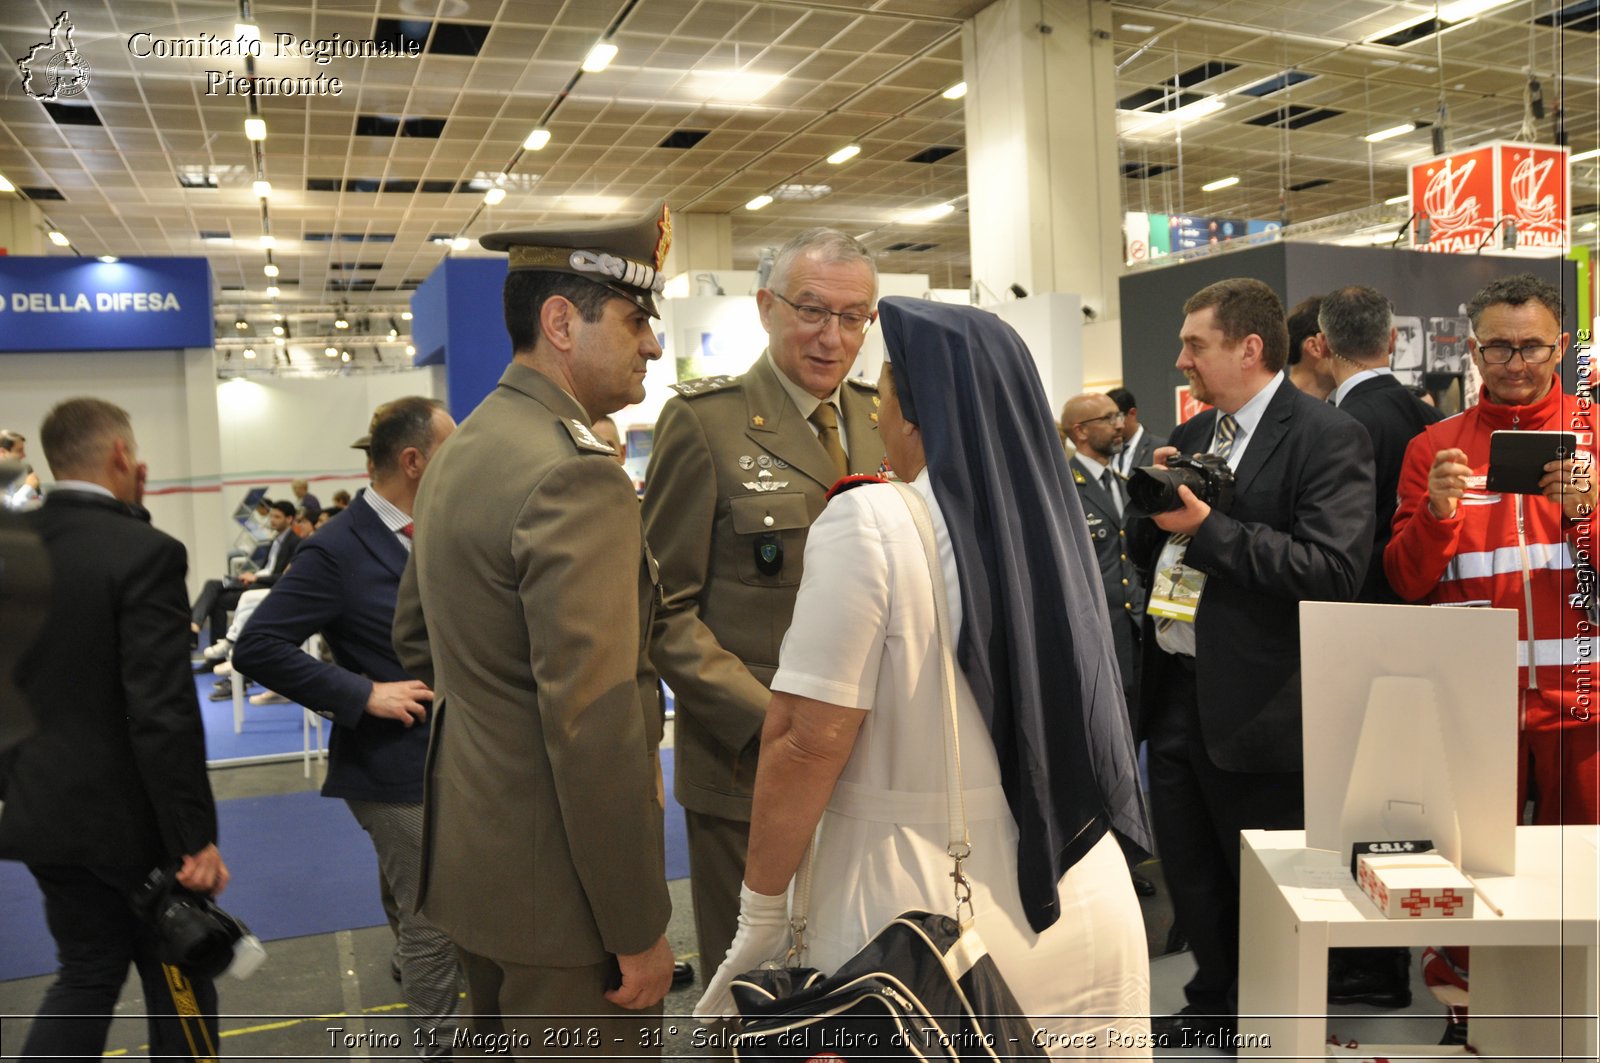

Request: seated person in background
left=1386, top=272, right=1597, bottom=825
left=696, top=299, right=1153, bottom=1055
left=191, top=499, right=301, bottom=651
left=2, top=430, right=42, bottom=511
left=315, top=506, right=342, bottom=530
left=290, top=478, right=321, bottom=521
left=331, top=489, right=352, bottom=508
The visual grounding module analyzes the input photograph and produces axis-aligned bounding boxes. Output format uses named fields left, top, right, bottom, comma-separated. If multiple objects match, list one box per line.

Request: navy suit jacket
left=233, top=491, right=429, bottom=802
left=1132, top=378, right=1375, bottom=773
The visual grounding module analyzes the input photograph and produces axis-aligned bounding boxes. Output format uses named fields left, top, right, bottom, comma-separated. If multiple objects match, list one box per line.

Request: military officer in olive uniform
left=1061, top=391, right=1145, bottom=722
left=642, top=228, right=885, bottom=984
left=393, top=203, right=675, bottom=1050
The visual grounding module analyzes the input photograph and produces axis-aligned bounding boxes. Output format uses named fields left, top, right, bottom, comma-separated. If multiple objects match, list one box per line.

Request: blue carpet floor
left=193, top=671, right=328, bottom=765
left=0, top=749, right=690, bottom=983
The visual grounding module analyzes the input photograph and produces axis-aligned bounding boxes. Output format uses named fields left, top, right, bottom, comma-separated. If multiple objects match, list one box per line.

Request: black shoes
left=1150, top=1006, right=1237, bottom=1048
left=1327, top=947, right=1412, bottom=1008
left=1130, top=870, right=1157, bottom=897
left=208, top=680, right=234, bottom=701
left=671, top=961, right=695, bottom=989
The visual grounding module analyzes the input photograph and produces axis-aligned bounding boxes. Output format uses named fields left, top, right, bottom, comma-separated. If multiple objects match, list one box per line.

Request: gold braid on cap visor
left=508, top=246, right=666, bottom=294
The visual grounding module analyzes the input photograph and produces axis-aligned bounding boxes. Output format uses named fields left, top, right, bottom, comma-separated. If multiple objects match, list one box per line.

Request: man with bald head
left=1061, top=392, right=1144, bottom=720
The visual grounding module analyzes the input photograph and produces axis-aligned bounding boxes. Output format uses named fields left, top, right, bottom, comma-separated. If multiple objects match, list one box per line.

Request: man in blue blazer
left=1132, top=279, right=1374, bottom=1043
left=234, top=397, right=458, bottom=1054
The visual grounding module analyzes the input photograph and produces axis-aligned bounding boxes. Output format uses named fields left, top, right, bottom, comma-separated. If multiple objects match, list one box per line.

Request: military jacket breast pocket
left=729, top=492, right=811, bottom=587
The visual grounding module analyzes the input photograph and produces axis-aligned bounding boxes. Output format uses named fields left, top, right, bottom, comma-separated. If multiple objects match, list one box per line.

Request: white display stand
left=1300, top=602, right=1519, bottom=876
left=1239, top=826, right=1599, bottom=1061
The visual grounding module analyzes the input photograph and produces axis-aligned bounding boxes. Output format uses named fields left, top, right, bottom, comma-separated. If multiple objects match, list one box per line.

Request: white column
left=963, top=0, right=1123, bottom=321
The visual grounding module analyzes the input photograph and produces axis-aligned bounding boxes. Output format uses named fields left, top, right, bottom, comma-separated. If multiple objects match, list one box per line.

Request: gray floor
left=0, top=754, right=1455, bottom=1060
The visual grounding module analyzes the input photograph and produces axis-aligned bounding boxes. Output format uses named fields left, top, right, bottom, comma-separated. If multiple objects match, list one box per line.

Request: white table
left=1239, top=826, right=1598, bottom=1061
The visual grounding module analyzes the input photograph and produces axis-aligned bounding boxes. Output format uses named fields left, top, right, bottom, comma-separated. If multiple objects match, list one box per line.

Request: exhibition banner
left=0, top=256, right=213, bottom=351
left=1409, top=142, right=1568, bottom=255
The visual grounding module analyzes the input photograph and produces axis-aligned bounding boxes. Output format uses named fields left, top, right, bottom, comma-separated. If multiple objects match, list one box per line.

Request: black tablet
left=1486, top=430, right=1577, bottom=495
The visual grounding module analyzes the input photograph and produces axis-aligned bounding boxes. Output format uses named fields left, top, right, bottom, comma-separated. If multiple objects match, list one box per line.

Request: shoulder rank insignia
left=845, top=376, right=879, bottom=392
left=826, top=473, right=888, bottom=501
left=563, top=418, right=617, bottom=455
left=669, top=375, right=738, bottom=398
left=1071, top=466, right=1087, bottom=485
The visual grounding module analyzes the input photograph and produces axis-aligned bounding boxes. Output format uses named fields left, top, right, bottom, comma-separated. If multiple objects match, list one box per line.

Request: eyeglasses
left=1073, top=411, right=1125, bottom=429
left=770, top=291, right=876, bottom=334
left=1478, top=342, right=1558, bottom=365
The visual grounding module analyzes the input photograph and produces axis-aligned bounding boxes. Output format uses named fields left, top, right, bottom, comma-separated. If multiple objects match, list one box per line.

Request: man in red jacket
left=1386, top=272, right=1597, bottom=825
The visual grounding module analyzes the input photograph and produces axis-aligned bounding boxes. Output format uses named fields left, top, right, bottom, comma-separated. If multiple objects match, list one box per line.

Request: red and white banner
left=1410, top=142, right=1568, bottom=255
left=1175, top=385, right=1212, bottom=424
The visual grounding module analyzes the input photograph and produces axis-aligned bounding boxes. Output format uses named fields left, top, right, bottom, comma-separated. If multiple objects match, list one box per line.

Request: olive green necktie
left=809, top=403, right=848, bottom=480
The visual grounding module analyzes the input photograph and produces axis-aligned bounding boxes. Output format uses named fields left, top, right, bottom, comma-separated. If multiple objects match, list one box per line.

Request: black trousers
left=1147, top=657, right=1304, bottom=1019
left=22, top=864, right=220, bottom=1063
left=190, top=579, right=243, bottom=644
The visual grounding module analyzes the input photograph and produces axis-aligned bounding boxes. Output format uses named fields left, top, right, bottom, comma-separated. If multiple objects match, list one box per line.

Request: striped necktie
left=1214, top=413, right=1239, bottom=460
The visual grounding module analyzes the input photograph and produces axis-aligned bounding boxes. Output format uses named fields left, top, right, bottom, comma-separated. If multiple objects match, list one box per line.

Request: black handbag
left=730, top=483, right=1046, bottom=1062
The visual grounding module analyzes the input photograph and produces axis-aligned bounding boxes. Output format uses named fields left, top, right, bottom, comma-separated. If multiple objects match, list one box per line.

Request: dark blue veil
left=878, top=296, right=1153, bottom=933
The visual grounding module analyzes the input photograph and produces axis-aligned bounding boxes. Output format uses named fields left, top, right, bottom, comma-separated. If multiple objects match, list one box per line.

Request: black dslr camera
left=130, top=866, right=265, bottom=979
left=1127, top=453, right=1236, bottom=515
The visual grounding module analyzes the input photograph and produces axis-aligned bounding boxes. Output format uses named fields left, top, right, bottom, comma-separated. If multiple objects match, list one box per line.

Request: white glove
left=692, top=882, right=791, bottom=1023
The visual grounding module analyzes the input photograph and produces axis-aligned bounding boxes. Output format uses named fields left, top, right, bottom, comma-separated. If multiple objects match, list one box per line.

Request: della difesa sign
left=0, top=257, right=212, bottom=352
left=1409, top=142, right=1569, bottom=255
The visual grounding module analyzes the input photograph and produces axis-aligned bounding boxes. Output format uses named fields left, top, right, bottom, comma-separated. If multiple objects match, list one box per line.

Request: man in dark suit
left=0, top=397, right=229, bottom=1061
left=1106, top=386, right=1165, bottom=478
left=1285, top=294, right=1335, bottom=401
left=191, top=498, right=301, bottom=651
left=1134, top=278, right=1374, bottom=1041
left=1062, top=391, right=1144, bottom=717
left=1324, top=285, right=1444, bottom=606
left=234, top=397, right=459, bottom=1054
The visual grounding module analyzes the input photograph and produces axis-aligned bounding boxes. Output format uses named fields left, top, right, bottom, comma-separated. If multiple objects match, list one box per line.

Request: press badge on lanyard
left=1147, top=537, right=1206, bottom=623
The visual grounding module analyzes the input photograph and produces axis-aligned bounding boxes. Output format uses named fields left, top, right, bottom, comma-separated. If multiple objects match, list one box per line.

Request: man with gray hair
left=643, top=227, right=886, bottom=986
left=1322, top=285, right=1442, bottom=606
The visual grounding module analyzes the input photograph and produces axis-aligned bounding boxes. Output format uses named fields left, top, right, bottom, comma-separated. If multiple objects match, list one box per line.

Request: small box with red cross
left=1355, top=852, right=1476, bottom=919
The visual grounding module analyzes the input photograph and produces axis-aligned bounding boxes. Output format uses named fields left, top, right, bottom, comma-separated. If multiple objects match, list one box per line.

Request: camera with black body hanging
left=1127, top=453, right=1236, bottom=515
left=129, top=864, right=266, bottom=979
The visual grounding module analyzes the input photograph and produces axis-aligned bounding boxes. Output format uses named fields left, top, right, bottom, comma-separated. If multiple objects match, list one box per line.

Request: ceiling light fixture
left=97, top=255, right=118, bottom=263
left=340, top=350, right=352, bottom=363
left=244, top=117, right=267, bottom=141
left=1365, top=122, right=1418, bottom=143
left=266, top=285, right=280, bottom=299
left=0, top=173, right=15, bottom=193
left=243, top=346, right=257, bottom=359
left=582, top=42, right=618, bottom=73
left=1119, top=94, right=1226, bottom=136
left=263, top=262, right=279, bottom=277
left=47, top=230, right=70, bottom=247
left=325, top=346, right=338, bottom=357
left=1202, top=176, right=1240, bottom=192
left=401, top=311, right=413, bottom=321
left=234, top=316, right=249, bottom=331
left=259, top=234, right=275, bottom=249
left=334, top=314, right=349, bottom=330
left=483, top=186, right=507, bottom=206
left=406, top=344, right=416, bottom=356
left=1385, top=193, right=1412, bottom=205
left=252, top=180, right=271, bottom=198
left=274, top=335, right=285, bottom=346
left=1571, top=148, right=1600, bottom=163
left=745, top=194, right=773, bottom=211
left=523, top=128, right=552, bottom=151
left=272, top=324, right=285, bottom=336
left=827, top=144, right=861, bottom=165
left=690, top=70, right=784, bottom=103
left=235, top=21, right=261, bottom=44
left=941, top=82, right=967, bottom=100
left=901, top=201, right=955, bottom=224
left=449, top=236, right=470, bottom=251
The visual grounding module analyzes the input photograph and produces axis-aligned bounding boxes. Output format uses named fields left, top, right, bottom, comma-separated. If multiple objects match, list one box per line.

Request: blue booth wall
left=411, top=258, right=511, bottom=422
left=0, top=256, right=213, bottom=352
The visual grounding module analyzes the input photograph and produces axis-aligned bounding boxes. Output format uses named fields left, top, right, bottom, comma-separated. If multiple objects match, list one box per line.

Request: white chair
left=229, top=634, right=329, bottom=778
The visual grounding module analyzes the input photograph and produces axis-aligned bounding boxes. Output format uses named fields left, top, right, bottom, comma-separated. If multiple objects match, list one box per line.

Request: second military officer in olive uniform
left=642, top=228, right=886, bottom=985
left=1061, top=391, right=1145, bottom=723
